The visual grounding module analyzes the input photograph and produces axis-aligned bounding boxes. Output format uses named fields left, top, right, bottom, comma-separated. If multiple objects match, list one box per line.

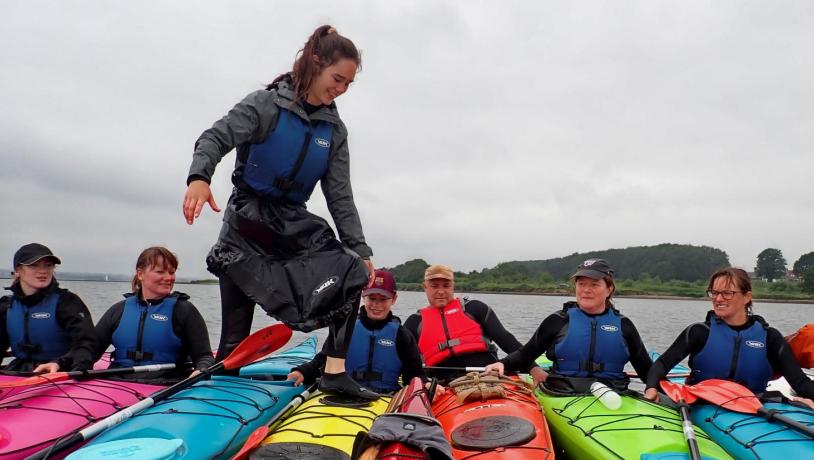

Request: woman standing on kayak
left=94, top=247, right=214, bottom=383
left=485, top=259, right=652, bottom=390
left=0, top=243, right=95, bottom=373
left=644, top=267, right=814, bottom=402
left=182, top=25, right=376, bottom=399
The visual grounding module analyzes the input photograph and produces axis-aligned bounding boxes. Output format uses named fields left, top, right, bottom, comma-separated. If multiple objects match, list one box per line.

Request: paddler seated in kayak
left=404, top=264, right=547, bottom=384
left=182, top=25, right=378, bottom=400
left=287, top=269, right=425, bottom=394
left=485, top=259, right=652, bottom=391
left=93, top=247, right=214, bottom=383
left=0, top=243, right=95, bottom=374
left=644, top=267, right=814, bottom=406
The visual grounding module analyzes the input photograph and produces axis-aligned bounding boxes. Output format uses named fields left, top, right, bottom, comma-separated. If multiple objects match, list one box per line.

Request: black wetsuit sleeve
left=174, top=300, right=215, bottom=372
left=466, top=300, right=522, bottom=354
left=0, top=297, right=10, bottom=360
left=622, top=317, right=652, bottom=379
left=646, top=323, right=708, bottom=390
left=293, top=340, right=329, bottom=384
left=55, top=291, right=97, bottom=371
left=93, top=302, right=125, bottom=361
left=403, top=314, right=421, bottom=341
left=499, top=313, right=564, bottom=373
left=766, top=328, right=814, bottom=399
left=397, top=325, right=426, bottom=383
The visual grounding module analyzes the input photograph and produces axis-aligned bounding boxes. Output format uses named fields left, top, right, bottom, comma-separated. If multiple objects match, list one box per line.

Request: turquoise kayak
left=240, top=335, right=317, bottom=379
left=692, top=401, right=814, bottom=459
left=67, top=337, right=317, bottom=460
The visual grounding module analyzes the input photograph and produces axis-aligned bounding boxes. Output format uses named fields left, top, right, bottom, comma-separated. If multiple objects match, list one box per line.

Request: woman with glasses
left=644, top=267, right=814, bottom=401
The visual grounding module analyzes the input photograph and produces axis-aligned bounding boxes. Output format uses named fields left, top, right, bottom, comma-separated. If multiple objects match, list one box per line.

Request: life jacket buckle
left=272, top=176, right=304, bottom=192
left=438, top=338, right=461, bottom=351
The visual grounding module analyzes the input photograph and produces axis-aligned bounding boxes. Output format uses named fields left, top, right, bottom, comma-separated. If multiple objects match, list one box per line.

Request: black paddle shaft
left=759, top=407, right=814, bottom=438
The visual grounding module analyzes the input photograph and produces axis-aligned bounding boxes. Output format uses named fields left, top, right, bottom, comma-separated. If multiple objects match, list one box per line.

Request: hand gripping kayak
left=685, top=378, right=814, bottom=439
left=24, top=323, right=293, bottom=460
left=660, top=380, right=702, bottom=460
left=0, top=363, right=177, bottom=389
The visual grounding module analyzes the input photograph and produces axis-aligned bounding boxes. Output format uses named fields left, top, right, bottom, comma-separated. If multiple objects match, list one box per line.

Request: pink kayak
left=0, top=375, right=162, bottom=459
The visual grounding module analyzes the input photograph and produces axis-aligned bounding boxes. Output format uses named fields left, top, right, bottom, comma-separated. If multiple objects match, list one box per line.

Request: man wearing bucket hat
left=404, top=264, right=546, bottom=384
left=485, top=258, right=652, bottom=391
left=288, top=269, right=425, bottom=395
left=1, top=243, right=96, bottom=373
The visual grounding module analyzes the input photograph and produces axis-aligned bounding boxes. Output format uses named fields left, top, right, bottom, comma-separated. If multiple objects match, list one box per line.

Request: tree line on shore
left=383, top=244, right=814, bottom=299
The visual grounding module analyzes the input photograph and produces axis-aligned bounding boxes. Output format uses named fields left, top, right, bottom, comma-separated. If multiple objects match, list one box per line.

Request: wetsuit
left=500, top=301, right=652, bottom=389
left=94, top=291, right=214, bottom=383
left=404, top=298, right=525, bottom=382
left=293, top=310, right=425, bottom=393
left=646, top=311, right=814, bottom=399
left=0, top=280, right=95, bottom=372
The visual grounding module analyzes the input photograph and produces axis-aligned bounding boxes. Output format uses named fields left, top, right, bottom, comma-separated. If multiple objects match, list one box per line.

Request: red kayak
left=377, top=377, right=434, bottom=459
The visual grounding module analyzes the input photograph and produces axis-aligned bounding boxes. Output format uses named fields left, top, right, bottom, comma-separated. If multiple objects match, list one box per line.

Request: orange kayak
left=431, top=374, right=554, bottom=459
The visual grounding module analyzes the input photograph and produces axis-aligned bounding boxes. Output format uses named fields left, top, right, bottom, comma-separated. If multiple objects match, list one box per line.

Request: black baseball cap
left=571, top=258, right=614, bottom=279
left=13, top=243, right=62, bottom=267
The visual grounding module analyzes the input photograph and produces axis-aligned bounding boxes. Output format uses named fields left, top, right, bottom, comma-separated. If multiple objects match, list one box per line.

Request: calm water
left=57, top=280, right=813, bottom=357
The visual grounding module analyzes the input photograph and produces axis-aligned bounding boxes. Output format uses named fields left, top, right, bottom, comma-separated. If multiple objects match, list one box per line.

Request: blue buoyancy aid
left=111, top=295, right=183, bottom=367
left=6, top=292, right=69, bottom=362
left=552, top=304, right=629, bottom=380
left=346, top=318, right=402, bottom=393
left=689, top=314, right=773, bottom=393
left=242, top=108, right=334, bottom=204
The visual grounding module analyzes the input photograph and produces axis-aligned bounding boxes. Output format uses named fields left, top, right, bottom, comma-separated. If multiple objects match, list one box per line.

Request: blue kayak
left=240, top=335, right=317, bottom=379
left=692, top=401, right=814, bottom=459
left=67, top=337, right=317, bottom=460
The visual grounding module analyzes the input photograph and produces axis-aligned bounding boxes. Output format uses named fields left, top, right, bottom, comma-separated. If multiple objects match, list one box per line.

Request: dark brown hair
left=707, top=267, right=753, bottom=315
left=131, top=247, right=178, bottom=293
left=268, top=25, right=361, bottom=102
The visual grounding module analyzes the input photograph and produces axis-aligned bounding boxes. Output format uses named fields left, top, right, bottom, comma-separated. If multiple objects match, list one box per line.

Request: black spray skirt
left=206, top=191, right=369, bottom=332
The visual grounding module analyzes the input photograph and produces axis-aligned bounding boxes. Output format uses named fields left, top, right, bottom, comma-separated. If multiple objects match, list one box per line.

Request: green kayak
left=535, top=385, right=732, bottom=459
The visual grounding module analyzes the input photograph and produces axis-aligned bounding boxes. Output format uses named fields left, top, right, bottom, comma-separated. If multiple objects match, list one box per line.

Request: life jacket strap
left=126, top=350, right=154, bottom=362
left=351, top=370, right=384, bottom=382
left=438, top=338, right=462, bottom=351
left=272, top=176, right=304, bottom=193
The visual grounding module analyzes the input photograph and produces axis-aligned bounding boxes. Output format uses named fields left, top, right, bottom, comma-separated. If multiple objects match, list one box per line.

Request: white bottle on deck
left=590, top=381, right=622, bottom=410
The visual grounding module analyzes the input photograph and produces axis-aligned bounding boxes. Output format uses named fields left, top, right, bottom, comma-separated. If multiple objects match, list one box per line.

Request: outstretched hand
left=363, top=258, right=375, bottom=287
left=287, top=370, right=305, bottom=386
left=643, top=387, right=659, bottom=401
left=484, top=362, right=505, bottom=376
left=183, top=180, right=221, bottom=224
left=33, top=362, right=60, bottom=374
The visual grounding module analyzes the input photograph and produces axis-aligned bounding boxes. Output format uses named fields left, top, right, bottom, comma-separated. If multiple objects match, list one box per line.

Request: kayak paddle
left=230, top=381, right=318, bottom=460
left=0, top=363, right=177, bottom=389
left=687, top=378, right=814, bottom=439
left=25, top=323, right=292, bottom=460
left=660, top=380, right=702, bottom=460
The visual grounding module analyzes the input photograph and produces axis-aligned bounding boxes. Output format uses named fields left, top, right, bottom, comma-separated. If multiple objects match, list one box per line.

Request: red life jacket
left=417, top=298, right=489, bottom=366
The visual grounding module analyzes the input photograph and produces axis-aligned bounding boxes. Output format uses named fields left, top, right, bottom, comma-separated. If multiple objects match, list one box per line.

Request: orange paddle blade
left=660, top=380, right=698, bottom=404
left=0, top=372, right=70, bottom=388
left=222, top=323, right=292, bottom=370
left=230, top=425, right=268, bottom=460
left=687, top=379, right=762, bottom=414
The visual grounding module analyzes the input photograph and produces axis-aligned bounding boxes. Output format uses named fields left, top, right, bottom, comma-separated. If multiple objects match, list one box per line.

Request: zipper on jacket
left=588, top=318, right=597, bottom=375
left=367, top=334, right=376, bottom=380
left=135, top=305, right=148, bottom=361
left=22, top=305, right=32, bottom=359
left=275, top=125, right=313, bottom=196
left=728, top=334, right=742, bottom=379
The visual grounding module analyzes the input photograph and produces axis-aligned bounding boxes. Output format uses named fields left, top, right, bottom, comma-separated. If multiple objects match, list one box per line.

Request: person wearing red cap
left=404, top=264, right=546, bottom=384
left=288, top=270, right=425, bottom=395
left=485, top=259, right=652, bottom=392
left=1, top=243, right=96, bottom=373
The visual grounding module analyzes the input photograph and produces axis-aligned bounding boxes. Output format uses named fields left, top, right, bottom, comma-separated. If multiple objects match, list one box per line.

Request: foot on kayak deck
left=319, top=372, right=380, bottom=401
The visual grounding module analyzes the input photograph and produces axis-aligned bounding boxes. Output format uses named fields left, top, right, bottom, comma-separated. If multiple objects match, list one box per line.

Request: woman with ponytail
left=93, top=247, right=213, bottom=383
left=182, top=26, right=378, bottom=399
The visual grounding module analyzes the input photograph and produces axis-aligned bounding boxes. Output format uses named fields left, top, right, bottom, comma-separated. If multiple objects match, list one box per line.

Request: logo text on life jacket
left=151, top=314, right=169, bottom=322
left=445, top=308, right=460, bottom=315
left=377, top=338, right=395, bottom=347
left=315, top=138, right=330, bottom=148
left=600, top=325, right=619, bottom=332
left=313, top=276, right=339, bottom=295
left=745, top=340, right=765, bottom=349
left=31, top=312, right=51, bottom=319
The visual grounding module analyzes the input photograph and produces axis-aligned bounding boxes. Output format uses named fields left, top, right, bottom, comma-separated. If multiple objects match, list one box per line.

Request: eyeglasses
left=706, top=290, right=741, bottom=300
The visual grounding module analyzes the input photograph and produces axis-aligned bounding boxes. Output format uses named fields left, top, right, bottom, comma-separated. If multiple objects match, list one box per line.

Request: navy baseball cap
left=571, top=258, right=614, bottom=279
left=13, top=243, right=62, bottom=267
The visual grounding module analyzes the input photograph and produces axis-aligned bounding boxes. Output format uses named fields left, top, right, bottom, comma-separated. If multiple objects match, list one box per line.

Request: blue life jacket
left=111, top=294, right=182, bottom=367
left=6, top=292, right=69, bottom=362
left=689, top=314, right=773, bottom=393
left=552, top=303, right=629, bottom=380
left=346, top=318, right=402, bottom=393
left=242, top=108, right=334, bottom=204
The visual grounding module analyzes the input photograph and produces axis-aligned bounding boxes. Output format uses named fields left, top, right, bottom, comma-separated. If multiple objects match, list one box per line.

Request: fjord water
left=58, top=280, right=812, bottom=357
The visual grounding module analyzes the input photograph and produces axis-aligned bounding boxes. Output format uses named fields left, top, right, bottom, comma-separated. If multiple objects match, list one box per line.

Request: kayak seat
left=251, top=442, right=349, bottom=460
left=450, top=415, right=536, bottom=450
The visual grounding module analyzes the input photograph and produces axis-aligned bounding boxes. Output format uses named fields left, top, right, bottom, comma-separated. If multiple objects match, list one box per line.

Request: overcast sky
left=2, top=1, right=812, bottom=279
